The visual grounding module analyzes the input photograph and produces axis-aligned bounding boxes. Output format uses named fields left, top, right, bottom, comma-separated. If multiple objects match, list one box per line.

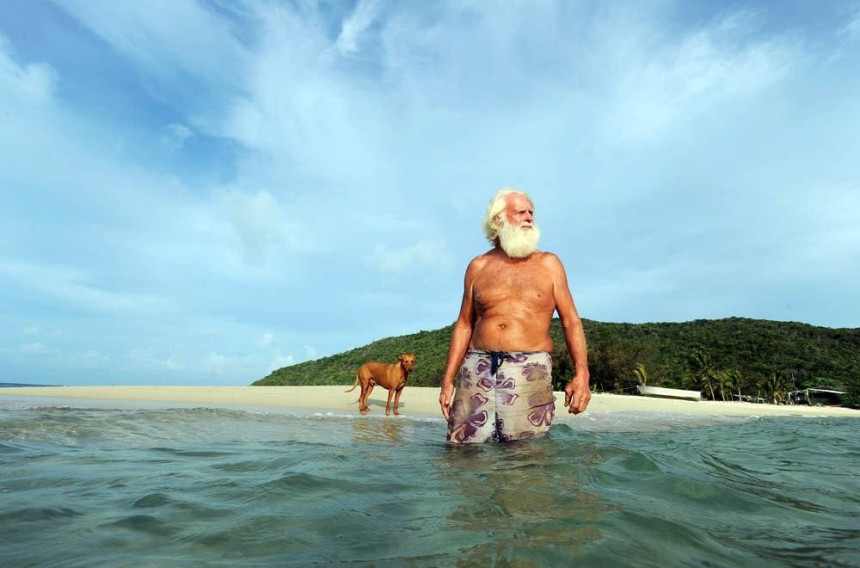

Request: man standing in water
left=439, top=188, right=590, bottom=443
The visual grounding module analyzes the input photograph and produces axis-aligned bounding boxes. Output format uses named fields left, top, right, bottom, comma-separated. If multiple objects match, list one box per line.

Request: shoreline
left=1, top=386, right=856, bottom=418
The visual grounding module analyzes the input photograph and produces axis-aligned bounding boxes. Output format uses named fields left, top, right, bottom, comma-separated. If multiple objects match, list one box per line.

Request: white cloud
left=841, top=9, right=860, bottom=41
left=161, top=356, right=185, bottom=372
left=0, top=260, right=174, bottom=316
left=204, top=351, right=231, bottom=373
left=203, top=351, right=264, bottom=376
left=217, top=188, right=295, bottom=265
left=19, top=342, right=50, bottom=355
left=606, top=12, right=798, bottom=142
left=160, top=122, right=194, bottom=151
left=0, top=36, right=58, bottom=106
left=127, top=348, right=185, bottom=372
left=56, top=0, right=249, bottom=118
left=304, top=344, right=318, bottom=361
left=271, top=352, right=295, bottom=371
left=23, top=325, right=40, bottom=335
left=73, top=350, right=110, bottom=367
left=1, top=1, right=859, bottom=387
left=336, top=0, right=380, bottom=56
left=365, top=239, right=453, bottom=273
left=220, top=4, right=390, bottom=185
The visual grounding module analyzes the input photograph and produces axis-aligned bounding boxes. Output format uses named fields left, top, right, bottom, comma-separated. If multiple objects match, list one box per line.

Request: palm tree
left=689, top=349, right=717, bottom=400
left=725, top=369, right=743, bottom=401
left=633, top=363, right=648, bottom=386
left=762, top=373, right=784, bottom=404
left=714, top=370, right=729, bottom=401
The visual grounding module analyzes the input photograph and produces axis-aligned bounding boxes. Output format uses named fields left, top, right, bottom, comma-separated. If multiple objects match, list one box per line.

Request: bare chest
left=472, top=263, right=554, bottom=314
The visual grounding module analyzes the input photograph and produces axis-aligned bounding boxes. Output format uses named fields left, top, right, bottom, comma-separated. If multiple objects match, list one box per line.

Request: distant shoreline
left=1, top=386, right=856, bottom=418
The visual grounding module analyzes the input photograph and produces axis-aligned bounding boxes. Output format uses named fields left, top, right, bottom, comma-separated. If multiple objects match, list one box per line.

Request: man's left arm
left=545, top=253, right=590, bottom=414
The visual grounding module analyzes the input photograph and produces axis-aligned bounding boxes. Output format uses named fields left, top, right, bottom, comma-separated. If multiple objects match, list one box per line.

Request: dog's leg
left=392, top=386, right=405, bottom=416
left=385, top=387, right=395, bottom=416
left=357, top=378, right=367, bottom=411
left=361, top=382, right=375, bottom=412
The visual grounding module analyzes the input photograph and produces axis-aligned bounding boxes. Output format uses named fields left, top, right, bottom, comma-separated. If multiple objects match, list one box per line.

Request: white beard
left=497, top=220, right=540, bottom=258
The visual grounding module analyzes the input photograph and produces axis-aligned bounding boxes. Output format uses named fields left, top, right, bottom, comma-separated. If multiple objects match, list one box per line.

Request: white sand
left=1, top=385, right=856, bottom=418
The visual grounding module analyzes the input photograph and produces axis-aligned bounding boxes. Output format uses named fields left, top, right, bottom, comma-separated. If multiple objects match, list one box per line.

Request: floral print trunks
left=446, top=350, right=556, bottom=444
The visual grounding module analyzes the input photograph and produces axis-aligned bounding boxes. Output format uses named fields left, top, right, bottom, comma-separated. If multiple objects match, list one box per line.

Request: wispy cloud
left=304, top=344, right=318, bottom=361
left=0, top=36, right=57, bottom=105
left=18, top=342, right=51, bottom=355
left=55, top=0, right=250, bottom=122
left=160, top=122, right=195, bottom=151
left=605, top=11, right=799, bottom=142
left=214, top=188, right=298, bottom=265
left=0, top=261, right=174, bottom=316
left=841, top=8, right=860, bottom=41
left=1, top=1, right=857, bottom=385
left=366, top=239, right=454, bottom=273
left=336, top=0, right=380, bottom=56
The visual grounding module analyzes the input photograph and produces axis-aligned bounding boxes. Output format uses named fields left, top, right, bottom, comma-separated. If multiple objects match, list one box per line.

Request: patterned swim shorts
left=446, top=350, right=556, bottom=444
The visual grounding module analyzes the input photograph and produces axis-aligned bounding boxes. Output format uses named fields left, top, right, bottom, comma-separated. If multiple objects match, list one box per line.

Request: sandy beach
left=1, top=385, right=856, bottom=418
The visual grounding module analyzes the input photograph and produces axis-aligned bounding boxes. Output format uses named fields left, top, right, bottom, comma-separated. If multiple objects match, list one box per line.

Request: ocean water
left=1, top=399, right=858, bottom=567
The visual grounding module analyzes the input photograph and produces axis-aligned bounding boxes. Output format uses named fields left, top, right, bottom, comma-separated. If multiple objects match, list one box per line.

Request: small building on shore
left=788, top=386, right=845, bottom=406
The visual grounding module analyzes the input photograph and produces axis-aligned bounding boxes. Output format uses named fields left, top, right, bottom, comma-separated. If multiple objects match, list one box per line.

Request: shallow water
left=0, top=400, right=858, bottom=567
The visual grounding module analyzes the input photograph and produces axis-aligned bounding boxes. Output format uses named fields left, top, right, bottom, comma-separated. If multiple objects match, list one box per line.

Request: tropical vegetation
left=254, top=317, right=860, bottom=408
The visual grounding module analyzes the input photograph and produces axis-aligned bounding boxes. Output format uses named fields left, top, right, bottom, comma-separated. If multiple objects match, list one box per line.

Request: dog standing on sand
left=346, top=354, right=417, bottom=415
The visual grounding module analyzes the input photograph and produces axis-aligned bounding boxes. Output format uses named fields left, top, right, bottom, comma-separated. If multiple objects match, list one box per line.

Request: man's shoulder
left=468, top=249, right=497, bottom=266
left=533, top=250, right=562, bottom=265
left=531, top=251, right=568, bottom=276
left=464, top=249, right=505, bottom=281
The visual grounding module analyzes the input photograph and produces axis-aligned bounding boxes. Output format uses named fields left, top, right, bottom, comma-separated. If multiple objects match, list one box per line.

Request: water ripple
left=0, top=408, right=857, bottom=567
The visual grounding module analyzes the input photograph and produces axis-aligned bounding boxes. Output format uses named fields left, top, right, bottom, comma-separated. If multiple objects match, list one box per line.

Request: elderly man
left=439, top=188, right=590, bottom=443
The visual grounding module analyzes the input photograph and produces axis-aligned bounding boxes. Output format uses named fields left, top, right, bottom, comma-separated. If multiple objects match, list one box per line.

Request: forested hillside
left=254, top=317, right=860, bottom=407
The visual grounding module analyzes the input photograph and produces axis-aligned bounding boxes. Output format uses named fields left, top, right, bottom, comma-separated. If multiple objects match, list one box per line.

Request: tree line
left=254, top=317, right=860, bottom=408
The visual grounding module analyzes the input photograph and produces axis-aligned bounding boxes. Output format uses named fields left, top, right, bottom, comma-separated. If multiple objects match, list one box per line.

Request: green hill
left=253, top=317, right=860, bottom=407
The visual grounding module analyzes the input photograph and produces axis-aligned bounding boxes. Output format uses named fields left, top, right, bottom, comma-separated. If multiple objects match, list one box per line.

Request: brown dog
left=345, top=354, right=417, bottom=415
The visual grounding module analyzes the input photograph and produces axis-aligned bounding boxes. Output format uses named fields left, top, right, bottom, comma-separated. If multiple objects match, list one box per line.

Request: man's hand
left=564, top=375, right=591, bottom=414
left=439, top=381, right=455, bottom=420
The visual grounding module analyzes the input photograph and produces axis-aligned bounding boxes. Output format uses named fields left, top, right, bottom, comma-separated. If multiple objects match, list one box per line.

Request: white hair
left=481, top=187, right=533, bottom=243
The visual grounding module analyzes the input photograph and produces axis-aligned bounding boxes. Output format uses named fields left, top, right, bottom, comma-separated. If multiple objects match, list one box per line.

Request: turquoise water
left=1, top=399, right=858, bottom=567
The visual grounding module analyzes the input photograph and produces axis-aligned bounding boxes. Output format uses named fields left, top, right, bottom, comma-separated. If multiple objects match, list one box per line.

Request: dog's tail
left=345, top=372, right=360, bottom=393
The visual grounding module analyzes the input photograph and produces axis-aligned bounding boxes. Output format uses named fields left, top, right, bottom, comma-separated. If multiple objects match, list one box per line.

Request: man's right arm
left=439, top=258, right=481, bottom=420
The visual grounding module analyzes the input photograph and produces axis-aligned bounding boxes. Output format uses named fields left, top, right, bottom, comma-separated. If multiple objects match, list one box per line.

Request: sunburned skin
left=469, top=250, right=557, bottom=352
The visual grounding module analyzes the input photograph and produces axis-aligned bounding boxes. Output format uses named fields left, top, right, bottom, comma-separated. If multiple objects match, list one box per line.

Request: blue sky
left=1, top=0, right=858, bottom=386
